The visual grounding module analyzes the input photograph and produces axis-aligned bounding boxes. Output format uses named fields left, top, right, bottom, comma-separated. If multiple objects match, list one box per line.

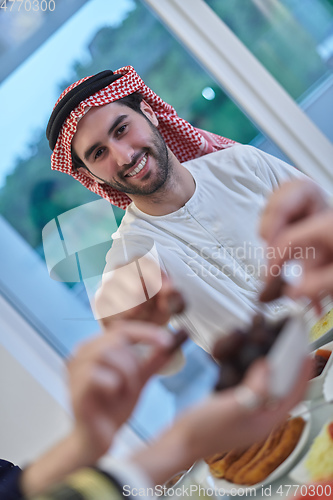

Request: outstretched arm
left=25, top=330, right=310, bottom=499
left=20, top=322, right=185, bottom=497
left=259, top=179, right=332, bottom=304
left=95, top=255, right=185, bottom=329
left=131, top=357, right=311, bottom=486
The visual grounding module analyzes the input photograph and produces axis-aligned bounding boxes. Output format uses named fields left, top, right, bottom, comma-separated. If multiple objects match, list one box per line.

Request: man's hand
left=259, top=178, right=330, bottom=303
left=94, top=256, right=185, bottom=329
left=68, top=322, right=186, bottom=463
left=260, top=178, right=327, bottom=245
left=261, top=210, right=333, bottom=303
left=185, top=357, right=311, bottom=457
left=21, top=322, right=187, bottom=497
left=133, top=357, right=312, bottom=486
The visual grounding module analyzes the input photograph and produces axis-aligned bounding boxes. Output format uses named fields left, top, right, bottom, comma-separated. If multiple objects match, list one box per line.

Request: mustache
left=121, top=149, right=149, bottom=177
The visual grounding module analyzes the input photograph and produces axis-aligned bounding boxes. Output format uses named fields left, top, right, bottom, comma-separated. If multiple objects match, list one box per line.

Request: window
left=206, top=0, right=333, bottom=145
left=1, top=0, right=330, bottom=441
left=0, top=0, right=290, bottom=354
left=0, top=0, right=230, bottom=440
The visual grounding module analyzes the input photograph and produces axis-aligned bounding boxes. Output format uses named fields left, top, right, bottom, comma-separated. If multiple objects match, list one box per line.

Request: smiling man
left=71, top=98, right=196, bottom=216
left=47, top=66, right=307, bottom=352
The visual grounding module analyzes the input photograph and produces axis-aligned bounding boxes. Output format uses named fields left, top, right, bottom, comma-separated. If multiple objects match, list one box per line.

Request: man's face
left=71, top=100, right=171, bottom=196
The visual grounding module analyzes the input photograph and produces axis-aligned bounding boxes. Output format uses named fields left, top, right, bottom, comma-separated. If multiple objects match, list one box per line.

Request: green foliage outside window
left=206, top=0, right=332, bottom=99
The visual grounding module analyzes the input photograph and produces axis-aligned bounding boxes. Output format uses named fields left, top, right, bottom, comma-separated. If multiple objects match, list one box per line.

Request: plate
left=304, top=297, right=333, bottom=351
left=289, top=418, right=333, bottom=484
left=309, top=327, right=333, bottom=353
left=324, top=363, right=333, bottom=402
left=195, top=411, right=311, bottom=495
left=289, top=449, right=312, bottom=485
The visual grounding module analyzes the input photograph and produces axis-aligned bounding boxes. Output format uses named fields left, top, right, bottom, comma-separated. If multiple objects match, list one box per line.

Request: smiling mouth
left=125, top=154, right=148, bottom=178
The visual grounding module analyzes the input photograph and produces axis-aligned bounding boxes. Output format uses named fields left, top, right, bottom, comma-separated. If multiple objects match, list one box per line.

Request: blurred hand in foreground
left=260, top=178, right=327, bottom=245
left=22, top=321, right=187, bottom=496
left=94, top=255, right=185, bottom=329
left=133, top=356, right=312, bottom=485
left=259, top=179, right=333, bottom=304
left=68, top=321, right=187, bottom=461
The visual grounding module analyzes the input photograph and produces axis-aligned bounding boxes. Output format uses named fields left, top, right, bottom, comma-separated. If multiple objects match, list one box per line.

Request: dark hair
left=117, top=92, right=144, bottom=113
left=71, top=147, right=86, bottom=172
left=71, top=92, right=144, bottom=172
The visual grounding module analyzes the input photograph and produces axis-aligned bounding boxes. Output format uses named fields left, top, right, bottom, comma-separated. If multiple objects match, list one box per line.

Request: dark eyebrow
left=83, top=114, right=128, bottom=161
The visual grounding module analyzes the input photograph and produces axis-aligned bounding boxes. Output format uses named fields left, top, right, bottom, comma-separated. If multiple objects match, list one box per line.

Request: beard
left=99, top=123, right=171, bottom=196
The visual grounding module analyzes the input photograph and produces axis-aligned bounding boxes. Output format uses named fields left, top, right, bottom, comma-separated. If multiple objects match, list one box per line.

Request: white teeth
left=127, top=154, right=147, bottom=177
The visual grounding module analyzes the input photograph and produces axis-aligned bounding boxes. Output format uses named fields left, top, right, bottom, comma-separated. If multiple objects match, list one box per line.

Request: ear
left=140, top=100, right=159, bottom=126
left=76, top=167, right=104, bottom=185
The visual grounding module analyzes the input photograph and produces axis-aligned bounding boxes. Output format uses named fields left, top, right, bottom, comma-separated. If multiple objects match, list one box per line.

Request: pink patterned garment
left=51, top=65, right=236, bottom=209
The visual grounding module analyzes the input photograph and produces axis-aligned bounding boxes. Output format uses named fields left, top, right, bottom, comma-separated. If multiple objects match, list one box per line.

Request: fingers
left=259, top=274, right=285, bottom=303
left=68, top=323, right=171, bottom=393
left=94, top=261, right=149, bottom=320
left=259, top=183, right=302, bottom=243
left=139, top=329, right=188, bottom=384
left=285, top=265, right=333, bottom=301
left=241, top=356, right=311, bottom=421
left=68, top=342, right=140, bottom=405
left=261, top=210, right=333, bottom=302
left=68, top=322, right=187, bottom=411
left=95, top=256, right=184, bottom=327
left=108, top=320, right=175, bottom=348
left=259, top=223, right=307, bottom=302
left=154, top=279, right=186, bottom=320
left=260, top=179, right=327, bottom=245
left=70, top=361, right=126, bottom=408
left=72, top=322, right=175, bottom=362
left=94, top=255, right=163, bottom=320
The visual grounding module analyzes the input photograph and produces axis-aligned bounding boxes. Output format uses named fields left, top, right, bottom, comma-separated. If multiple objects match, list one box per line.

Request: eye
left=94, top=148, right=104, bottom=160
left=116, top=124, right=127, bottom=136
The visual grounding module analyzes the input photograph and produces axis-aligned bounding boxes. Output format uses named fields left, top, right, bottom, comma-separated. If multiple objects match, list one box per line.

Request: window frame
left=144, top=0, right=333, bottom=190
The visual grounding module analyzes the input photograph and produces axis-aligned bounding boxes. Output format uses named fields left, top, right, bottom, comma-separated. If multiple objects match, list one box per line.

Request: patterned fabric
left=50, top=65, right=236, bottom=209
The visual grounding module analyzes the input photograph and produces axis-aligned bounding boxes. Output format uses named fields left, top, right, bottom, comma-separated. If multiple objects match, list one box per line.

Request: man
left=47, top=66, right=307, bottom=352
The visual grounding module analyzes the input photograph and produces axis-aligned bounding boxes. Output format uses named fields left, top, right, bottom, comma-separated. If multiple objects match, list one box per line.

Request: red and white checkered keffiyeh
left=51, top=65, right=236, bottom=209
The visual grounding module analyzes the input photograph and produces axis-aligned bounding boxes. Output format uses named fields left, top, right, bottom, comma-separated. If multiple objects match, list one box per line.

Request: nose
left=110, top=140, right=135, bottom=168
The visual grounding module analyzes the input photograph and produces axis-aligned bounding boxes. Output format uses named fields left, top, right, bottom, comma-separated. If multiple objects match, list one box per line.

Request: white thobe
left=103, top=145, right=306, bottom=352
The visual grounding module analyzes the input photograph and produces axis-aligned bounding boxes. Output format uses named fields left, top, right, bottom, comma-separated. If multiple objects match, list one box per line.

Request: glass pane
left=206, top=0, right=333, bottom=144
left=0, top=0, right=96, bottom=82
